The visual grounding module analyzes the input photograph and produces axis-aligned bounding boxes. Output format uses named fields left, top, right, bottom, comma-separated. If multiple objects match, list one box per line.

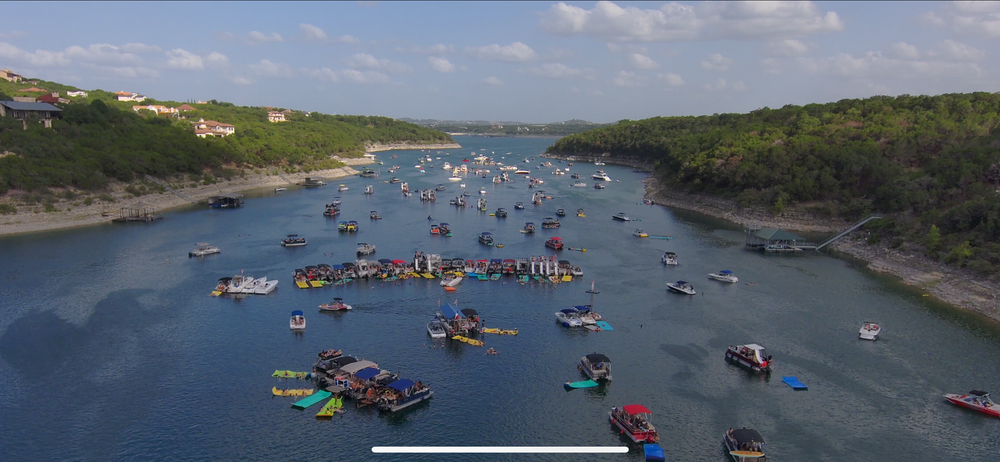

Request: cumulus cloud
left=249, top=59, right=297, bottom=78
left=658, top=72, right=685, bottom=86
left=345, top=53, right=411, bottom=73
left=0, top=42, right=70, bottom=67
left=428, top=57, right=455, bottom=73
left=526, top=63, right=593, bottom=79
left=465, top=42, right=538, bottom=62
left=64, top=44, right=142, bottom=65
left=483, top=76, right=504, bottom=86
left=399, top=43, right=455, bottom=54
left=700, top=53, right=734, bottom=71
left=921, top=1, right=1000, bottom=38
left=0, top=30, right=27, bottom=40
left=625, top=53, right=658, bottom=69
left=767, top=39, right=810, bottom=57
left=759, top=57, right=781, bottom=74
left=204, top=52, right=229, bottom=68
left=228, top=76, right=253, bottom=85
left=120, top=43, right=162, bottom=54
left=339, top=69, right=390, bottom=84
left=928, top=39, right=986, bottom=61
left=612, top=70, right=645, bottom=87
left=300, top=23, right=328, bottom=40
left=248, top=31, right=283, bottom=43
left=164, top=49, right=204, bottom=70
left=539, top=1, right=842, bottom=42
left=732, top=81, right=748, bottom=91
left=703, top=77, right=728, bottom=91
left=95, top=65, right=160, bottom=79
left=888, top=42, right=920, bottom=60
left=797, top=50, right=983, bottom=79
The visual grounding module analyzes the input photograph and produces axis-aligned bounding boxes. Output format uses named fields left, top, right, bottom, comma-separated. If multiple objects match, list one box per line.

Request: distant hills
left=400, top=118, right=607, bottom=136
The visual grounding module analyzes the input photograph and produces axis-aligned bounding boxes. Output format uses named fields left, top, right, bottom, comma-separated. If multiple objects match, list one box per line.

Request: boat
left=359, top=168, right=378, bottom=178
left=440, top=274, right=462, bottom=287
left=545, top=237, right=565, bottom=250
left=594, top=183, right=606, bottom=189
left=595, top=161, right=606, bottom=166
left=661, top=252, right=678, bottom=266
left=576, top=208, right=585, bottom=217
left=435, top=184, right=446, bottom=191
left=859, top=322, right=881, bottom=340
left=723, top=428, right=767, bottom=462
left=514, top=201, right=524, bottom=210
left=329, top=197, right=342, bottom=207
left=301, top=177, right=326, bottom=187
left=189, top=242, right=220, bottom=257
left=240, top=276, right=266, bottom=294
left=338, top=185, right=349, bottom=192
left=337, top=221, right=348, bottom=232
left=281, top=234, right=307, bottom=247
left=609, top=405, right=659, bottom=443
left=541, top=217, right=560, bottom=229
left=725, top=344, right=773, bottom=373
left=515, top=169, right=530, bottom=175
left=592, top=170, right=611, bottom=181
left=478, top=232, right=494, bottom=246
left=612, top=212, right=631, bottom=221
left=943, top=390, right=1000, bottom=418
left=356, top=243, right=376, bottom=255
left=389, top=177, right=400, bottom=183
left=479, top=187, right=487, bottom=195
left=633, top=228, right=648, bottom=238
left=555, top=307, right=583, bottom=327
left=255, top=279, right=278, bottom=294
left=708, top=270, right=738, bottom=283
left=346, top=220, right=358, bottom=232
left=666, top=280, right=696, bottom=294
left=430, top=224, right=440, bottom=235
left=427, top=320, right=447, bottom=339
left=571, top=181, right=587, bottom=188
left=556, top=208, right=566, bottom=217
left=571, top=173, right=581, bottom=179
left=274, top=187, right=286, bottom=192
left=319, top=298, right=352, bottom=311
left=495, top=208, right=507, bottom=218
left=323, top=206, right=340, bottom=217
left=580, top=353, right=612, bottom=381
left=376, top=379, right=433, bottom=413
left=439, top=223, right=451, bottom=235
left=369, top=210, right=381, bottom=220
left=522, top=222, right=535, bottom=234
left=290, top=310, right=306, bottom=330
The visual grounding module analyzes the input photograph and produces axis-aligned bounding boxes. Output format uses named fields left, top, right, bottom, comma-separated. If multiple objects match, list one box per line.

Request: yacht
left=859, top=322, right=882, bottom=340
left=662, top=252, right=678, bottom=265
left=708, top=270, right=738, bottom=283
left=592, top=170, right=611, bottom=181
left=723, top=428, right=767, bottom=462
left=289, top=310, right=306, bottom=330
left=189, top=242, right=220, bottom=257
left=580, top=353, right=612, bottom=381
left=254, top=279, right=278, bottom=294
left=666, top=280, right=696, bottom=295
left=555, top=308, right=583, bottom=327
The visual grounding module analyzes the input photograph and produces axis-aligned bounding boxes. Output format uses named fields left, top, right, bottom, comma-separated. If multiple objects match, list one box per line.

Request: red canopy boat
left=609, top=404, right=659, bottom=443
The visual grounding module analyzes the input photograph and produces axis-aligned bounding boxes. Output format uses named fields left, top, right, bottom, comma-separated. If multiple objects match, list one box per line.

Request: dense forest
left=547, top=92, right=1000, bottom=275
left=0, top=79, right=454, bottom=195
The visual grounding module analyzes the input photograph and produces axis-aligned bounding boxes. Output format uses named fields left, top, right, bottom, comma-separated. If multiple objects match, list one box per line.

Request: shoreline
left=365, top=142, right=461, bottom=153
left=0, top=160, right=377, bottom=237
left=544, top=152, right=1000, bottom=323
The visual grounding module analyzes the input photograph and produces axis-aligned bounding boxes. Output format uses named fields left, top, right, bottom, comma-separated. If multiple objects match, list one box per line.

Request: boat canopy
left=440, top=222, right=450, bottom=227
left=354, top=368, right=381, bottom=380
left=549, top=237, right=563, bottom=241
left=622, top=404, right=652, bottom=415
left=317, top=263, right=331, bottom=268
left=392, top=259, right=406, bottom=265
left=720, top=270, right=733, bottom=274
left=340, top=360, right=377, bottom=374
left=387, top=379, right=415, bottom=392
left=504, top=259, right=515, bottom=263
left=677, top=281, right=688, bottom=285
left=378, top=259, right=392, bottom=264
left=525, top=222, right=534, bottom=225
left=197, top=242, right=210, bottom=246
left=332, top=264, right=345, bottom=270
left=559, top=260, right=571, bottom=265
left=218, top=277, right=232, bottom=282
left=287, top=234, right=298, bottom=237
left=305, top=266, right=317, bottom=270
left=575, top=306, right=591, bottom=313
left=490, top=259, right=502, bottom=263
left=481, top=232, right=492, bottom=236
left=666, top=252, right=677, bottom=256
left=330, top=356, right=359, bottom=367
left=731, top=428, right=765, bottom=445
left=560, top=308, right=579, bottom=314
left=342, top=262, right=355, bottom=268
left=461, top=308, right=479, bottom=317
left=440, top=303, right=462, bottom=320
left=970, top=390, right=990, bottom=396
left=291, top=310, right=303, bottom=316
left=586, top=353, right=611, bottom=364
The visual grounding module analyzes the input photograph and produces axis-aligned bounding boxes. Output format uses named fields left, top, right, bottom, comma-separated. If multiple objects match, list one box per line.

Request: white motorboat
left=580, top=353, right=612, bottom=381
left=226, top=274, right=252, bottom=293
left=574, top=306, right=601, bottom=325
left=274, top=187, right=287, bottom=192
left=708, top=270, right=738, bottom=283
left=594, top=161, right=606, bottom=166
left=189, top=242, right=220, bottom=257
left=440, top=274, right=463, bottom=287
left=240, top=276, right=266, bottom=294
left=319, top=297, right=353, bottom=311
left=290, top=310, right=306, bottom=330
left=364, top=185, right=374, bottom=195
left=254, top=279, right=278, bottom=294
left=338, top=185, right=349, bottom=192
left=592, top=170, right=611, bottom=181
left=356, top=243, right=376, bottom=256
left=612, top=212, right=631, bottom=221
left=427, top=320, right=447, bottom=339
left=666, top=280, right=696, bottom=295
left=859, top=322, right=882, bottom=340
left=633, top=228, right=648, bottom=238
left=661, top=252, right=678, bottom=266
left=555, top=307, right=583, bottom=327
left=571, top=181, right=587, bottom=188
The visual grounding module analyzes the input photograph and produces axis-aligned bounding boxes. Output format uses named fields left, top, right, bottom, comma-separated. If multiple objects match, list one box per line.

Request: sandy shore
left=0, top=160, right=376, bottom=237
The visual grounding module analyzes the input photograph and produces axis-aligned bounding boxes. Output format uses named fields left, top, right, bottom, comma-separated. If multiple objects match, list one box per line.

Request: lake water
left=1, top=136, right=998, bottom=461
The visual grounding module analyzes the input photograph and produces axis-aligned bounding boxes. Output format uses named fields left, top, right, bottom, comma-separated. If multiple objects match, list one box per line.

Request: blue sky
left=1, top=1, right=996, bottom=123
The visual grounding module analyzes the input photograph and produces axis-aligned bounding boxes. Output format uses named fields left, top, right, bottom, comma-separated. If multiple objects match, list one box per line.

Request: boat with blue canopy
left=290, top=310, right=305, bottom=330
left=555, top=307, right=583, bottom=327
left=353, top=368, right=381, bottom=381
left=377, top=378, right=433, bottom=412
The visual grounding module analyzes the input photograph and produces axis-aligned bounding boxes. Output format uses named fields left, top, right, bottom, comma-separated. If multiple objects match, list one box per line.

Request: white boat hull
left=290, top=317, right=306, bottom=330
left=666, top=283, right=696, bottom=295
left=440, top=277, right=462, bottom=287
left=241, top=277, right=265, bottom=293
left=859, top=324, right=881, bottom=340
left=254, top=280, right=278, bottom=294
left=708, top=273, right=738, bottom=283
left=555, top=313, right=582, bottom=327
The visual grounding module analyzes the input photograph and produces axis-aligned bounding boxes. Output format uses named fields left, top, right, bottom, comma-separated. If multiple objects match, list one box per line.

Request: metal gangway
left=814, top=215, right=882, bottom=250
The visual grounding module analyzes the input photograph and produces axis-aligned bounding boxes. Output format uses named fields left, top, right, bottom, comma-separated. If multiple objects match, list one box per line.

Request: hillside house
left=176, top=104, right=196, bottom=112
left=268, top=111, right=286, bottom=122
left=0, top=69, right=23, bottom=82
left=0, top=101, right=62, bottom=128
left=115, top=91, right=147, bottom=102
left=36, top=93, right=69, bottom=104
left=191, top=118, right=235, bottom=138
left=66, top=91, right=88, bottom=97
left=132, top=105, right=177, bottom=115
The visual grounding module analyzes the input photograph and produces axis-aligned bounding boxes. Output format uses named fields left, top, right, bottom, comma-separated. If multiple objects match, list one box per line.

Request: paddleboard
left=292, top=390, right=332, bottom=409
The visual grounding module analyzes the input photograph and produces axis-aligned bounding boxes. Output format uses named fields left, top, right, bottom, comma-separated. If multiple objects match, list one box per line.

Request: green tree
left=927, top=225, right=940, bottom=252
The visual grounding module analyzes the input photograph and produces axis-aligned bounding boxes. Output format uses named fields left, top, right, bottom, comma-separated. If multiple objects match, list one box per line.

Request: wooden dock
left=111, top=204, right=162, bottom=223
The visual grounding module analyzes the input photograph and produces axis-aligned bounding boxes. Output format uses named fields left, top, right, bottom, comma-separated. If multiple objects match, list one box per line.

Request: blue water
left=1, top=136, right=999, bottom=461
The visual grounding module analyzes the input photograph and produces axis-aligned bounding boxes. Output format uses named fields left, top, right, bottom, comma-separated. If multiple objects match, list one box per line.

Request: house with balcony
left=0, top=100, right=62, bottom=128
left=1, top=69, right=23, bottom=82
left=66, top=91, right=88, bottom=97
left=191, top=118, right=235, bottom=138
left=115, top=91, right=147, bottom=102
left=268, top=111, right=286, bottom=122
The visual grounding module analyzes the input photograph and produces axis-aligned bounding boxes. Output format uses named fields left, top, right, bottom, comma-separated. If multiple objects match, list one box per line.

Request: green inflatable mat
left=272, top=370, right=309, bottom=379
left=564, top=379, right=599, bottom=389
left=292, top=390, right=332, bottom=409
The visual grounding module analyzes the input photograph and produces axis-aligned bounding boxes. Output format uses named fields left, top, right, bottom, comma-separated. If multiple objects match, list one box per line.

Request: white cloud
left=120, top=43, right=162, bottom=54
left=428, top=57, right=455, bottom=73
left=888, top=42, right=920, bottom=60
left=164, top=49, right=204, bottom=70
left=466, top=42, right=538, bottom=62
left=798, top=51, right=984, bottom=79
left=249, top=59, right=296, bottom=78
left=204, top=52, right=229, bottom=69
left=732, top=80, right=747, bottom=91
left=921, top=2, right=1000, bottom=38
left=572, top=87, right=605, bottom=97
left=700, top=53, right=734, bottom=71
left=526, top=63, right=593, bottom=79
left=703, top=77, right=728, bottom=91
left=95, top=65, right=160, bottom=79
left=300, top=23, right=328, bottom=40
left=658, top=72, right=685, bottom=86
left=402, top=43, right=455, bottom=54
left=228, top=76, right=253, bottom=85
left=625, top=53, right=658, bottom=69
left=539, top=1, right=842, bottom=42
left=304, top=67, right=341, bottom=83
left=759, top=57, right=781, bottom=74
left=767, top=39, right=810, bottom=57
left=612, top=70, right=645, bottom=87
left=0, top=42, right=69, bottom=67
left=345, top=53, right=411, bottom=73
left=248, top=31, right=284, bottom=43
left=0, top=30, right=27, bottom=40
left=339, top=69, right=390, bottom=84
left=928, top=39, right=985, bottom=61
left=483, top=76, right=504, bottom=86
left=64, top=44, right=142, bottom=65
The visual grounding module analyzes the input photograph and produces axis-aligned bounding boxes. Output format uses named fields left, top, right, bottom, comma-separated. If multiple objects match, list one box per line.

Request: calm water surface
left=1, top=136, right=999, bottom=461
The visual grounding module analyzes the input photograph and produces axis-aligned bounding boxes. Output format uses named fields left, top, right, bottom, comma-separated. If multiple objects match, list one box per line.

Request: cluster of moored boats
left=212, top=273, right=278, bottom=295
left=306, top=349, right=433, bottom=413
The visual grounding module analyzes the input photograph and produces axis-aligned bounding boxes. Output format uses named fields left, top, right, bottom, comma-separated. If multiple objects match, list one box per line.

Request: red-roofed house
left=177, top=104, right=196, bottom=112
left=191, top=118, right=235, bottom=137
left=35, top=93, right=69, bottom=104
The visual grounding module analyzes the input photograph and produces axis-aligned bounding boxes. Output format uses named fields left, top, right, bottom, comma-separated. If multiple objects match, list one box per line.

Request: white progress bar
left=373, top=447, right=628, bottom=454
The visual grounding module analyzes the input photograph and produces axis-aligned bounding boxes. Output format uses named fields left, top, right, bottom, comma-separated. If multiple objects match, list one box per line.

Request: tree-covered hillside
left=547, top=93, right=1000, bottom=275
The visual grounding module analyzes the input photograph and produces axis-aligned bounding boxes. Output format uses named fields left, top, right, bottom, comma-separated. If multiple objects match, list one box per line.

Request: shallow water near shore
left=1, top=136, right=999, bottom=461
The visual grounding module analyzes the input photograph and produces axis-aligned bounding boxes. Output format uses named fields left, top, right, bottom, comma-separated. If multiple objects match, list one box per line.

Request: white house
left=115, top=91, right=147, bottom=102
left=191, top=118, right=235, bottom=138
left=66, top=90, right=88, bottom=97
left=268, top=111, right=286, bottom=122
left=0, top=68, right=23, bottom=83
